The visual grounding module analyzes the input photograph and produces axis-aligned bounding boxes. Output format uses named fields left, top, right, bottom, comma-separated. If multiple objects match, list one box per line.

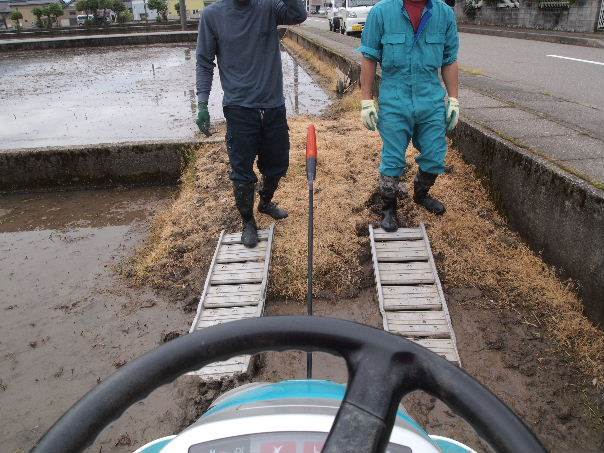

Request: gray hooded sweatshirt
left=196, top=0, right=307, bottom=108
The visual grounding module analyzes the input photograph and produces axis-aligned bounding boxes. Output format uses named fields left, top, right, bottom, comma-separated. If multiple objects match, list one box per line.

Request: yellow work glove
left=446, top=97, right=459, bottom=132
left=361, top=99, right=378, bottom=131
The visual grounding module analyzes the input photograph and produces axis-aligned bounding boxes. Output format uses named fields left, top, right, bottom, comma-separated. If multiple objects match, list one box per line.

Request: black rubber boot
left=381, top=194, right=398, bottom=232
left=413, top=170, right=446, bottom=215
left=233, top=182, right=258, bottom=248
left=378, top=174, right=400, bottom=232
left=258, top=176, right=288, bottom=220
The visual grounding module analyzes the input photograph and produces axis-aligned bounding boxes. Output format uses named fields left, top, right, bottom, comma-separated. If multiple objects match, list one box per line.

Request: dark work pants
left=223, top=105, right=290, bottom=184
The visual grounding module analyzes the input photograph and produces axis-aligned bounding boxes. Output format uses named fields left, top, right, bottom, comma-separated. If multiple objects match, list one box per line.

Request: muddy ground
left=2, top=42, right=603, bottom=453
left=0, top=187, right=203, bottom=453
left=258, top=273, right=604, bottom=452
left=0, top=44, right=329, bottom=150
left=2, top=176, right=603, bottom=453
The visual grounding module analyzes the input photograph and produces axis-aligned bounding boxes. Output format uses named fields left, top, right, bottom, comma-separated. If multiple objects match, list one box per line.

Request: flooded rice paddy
left=0, top=43, right=330, bottom=150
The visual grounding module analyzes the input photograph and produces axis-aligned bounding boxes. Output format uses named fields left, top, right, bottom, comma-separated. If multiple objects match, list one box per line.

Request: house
left=0, top=1, right=11, bottom=28
left=2, top=0, right=78, bottom=28
left=166, top=0, right=203, bottom=20
left=131, top=0, right=158, bottom=21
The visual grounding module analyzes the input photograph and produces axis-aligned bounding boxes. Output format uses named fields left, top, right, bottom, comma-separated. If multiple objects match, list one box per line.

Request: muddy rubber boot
left=413, top=170, right=446, bottom=215
left=233, top=182, right=258, bottom=248
left=258, top=176, right=288, bottom=220
left=379, top=174, right=401, bottom=232
left=381, top=194, right=398, bottom=232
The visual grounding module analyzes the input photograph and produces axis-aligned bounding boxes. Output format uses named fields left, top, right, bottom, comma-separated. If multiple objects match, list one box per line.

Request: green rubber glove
left=196, top=101, right=211, bottom=136
left=361, top=99, right=378, bottom=131
left=446, top=97, right=459, bottom=133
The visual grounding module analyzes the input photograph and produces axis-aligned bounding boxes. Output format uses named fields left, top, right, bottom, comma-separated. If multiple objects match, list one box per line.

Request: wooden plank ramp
left=188, top=225, right=275, bottom=380
left=369, top=224, right=460, bottom=365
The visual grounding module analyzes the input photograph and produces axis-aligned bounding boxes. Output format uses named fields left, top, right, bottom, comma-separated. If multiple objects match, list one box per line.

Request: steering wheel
left=33, top=316, right=547, bottom=453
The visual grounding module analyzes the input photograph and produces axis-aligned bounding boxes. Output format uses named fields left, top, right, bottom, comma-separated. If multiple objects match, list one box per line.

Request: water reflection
left=0, top=43, right=330, bottom=150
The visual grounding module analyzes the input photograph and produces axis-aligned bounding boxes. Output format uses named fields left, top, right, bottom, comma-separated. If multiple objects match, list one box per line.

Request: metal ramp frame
left=189, top=225, right=275, bottom=379
left=369, top=224, right=460, bottom=365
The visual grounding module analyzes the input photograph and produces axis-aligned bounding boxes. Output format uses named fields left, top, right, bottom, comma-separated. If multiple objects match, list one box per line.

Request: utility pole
left=179, top=0, right=186, bottom=30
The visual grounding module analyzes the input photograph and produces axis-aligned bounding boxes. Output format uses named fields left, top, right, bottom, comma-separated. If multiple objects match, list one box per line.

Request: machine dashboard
left=189, top=432, right=412, bottom=453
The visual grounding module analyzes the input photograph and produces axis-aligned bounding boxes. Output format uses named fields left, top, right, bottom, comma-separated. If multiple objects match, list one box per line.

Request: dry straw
left=128, top=41, right=604, bottom=392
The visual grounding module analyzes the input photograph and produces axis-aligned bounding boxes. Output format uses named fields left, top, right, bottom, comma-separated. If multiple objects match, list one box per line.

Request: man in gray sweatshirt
left=195, top=0, right=307, bottom=248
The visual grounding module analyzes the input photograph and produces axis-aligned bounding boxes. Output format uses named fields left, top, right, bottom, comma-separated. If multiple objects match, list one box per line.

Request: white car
left=338, top=0, right=378, bottom=35
left=76, top=14, right=94, bottom=26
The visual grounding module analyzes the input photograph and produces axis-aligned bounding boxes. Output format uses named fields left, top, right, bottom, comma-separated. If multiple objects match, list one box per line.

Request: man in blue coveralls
left=358, top=0, right=459, bottom=232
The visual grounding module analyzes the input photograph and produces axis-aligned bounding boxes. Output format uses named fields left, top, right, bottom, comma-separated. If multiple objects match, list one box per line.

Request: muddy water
left=0, top=44, right=330, bottom=150
left=0, top=188, right=198, bottom=453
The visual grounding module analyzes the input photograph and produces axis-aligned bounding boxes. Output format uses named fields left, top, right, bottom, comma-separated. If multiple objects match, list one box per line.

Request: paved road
left=301, top=18, right=604, bottom=142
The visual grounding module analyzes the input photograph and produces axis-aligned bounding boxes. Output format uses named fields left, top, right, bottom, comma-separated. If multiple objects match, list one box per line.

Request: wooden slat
left=414, top=338, right=460, bottom=363
left=216, top=243, right=267, bottom=263
left=382, top=285, right=439, bottom=299
left=193, top=356, right=252, bottom=379
left=222, top=229, right=270, bottom=245
left=375, top=240, right=427, bottom=250
left=382, top=285, right=440, bottom=311
left=378, top=261, right=435, bottom=285
left=372, top=228, right=424, bottom=241
left=379, top=274, right=434, bottom=285
left=378, top=262, right=433, bottom=285
left=375, top=249, right=429, bottom=262
left=197, top=306, right=258, bottom=325
left=204, top=283, right=262, bottom=308
left=210, top=262, right=264, bottom=285
left=386, top=311, right=450, bottom=338
left=207, top=283, right=262, bottom=296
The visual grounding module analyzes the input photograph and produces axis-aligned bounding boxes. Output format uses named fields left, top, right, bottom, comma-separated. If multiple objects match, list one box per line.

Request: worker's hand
left=361, top=99, right=378, bottom=131
left=446, top=97, right=459, bottom=133
left=196, top=101, right=211, bottom=137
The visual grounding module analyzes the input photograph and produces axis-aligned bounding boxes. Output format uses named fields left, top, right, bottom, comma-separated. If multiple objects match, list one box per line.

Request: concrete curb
left=0, top=30, right=197, bottom=51
left=458, top=25, right=604, bottom=49
left=285, top=26, right=604, bottom=325
left=0, top=139, right=201, bottom=193
left=451, top=120, right=604, bottom=325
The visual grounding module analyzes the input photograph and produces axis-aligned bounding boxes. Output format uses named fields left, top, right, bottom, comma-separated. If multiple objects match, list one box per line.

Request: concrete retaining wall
left=0, top=22, right=198, bottom=40
left=0, top=140, right=197, bottom=192
left=284, top=27, right=604, bottom=326
left=0, top=30, right=197, bottom=51
left=455, top=0, right=603, bottom=33
left=450, top=121, right=604, bottom=325
left=458, top=24, right=604, bottom=48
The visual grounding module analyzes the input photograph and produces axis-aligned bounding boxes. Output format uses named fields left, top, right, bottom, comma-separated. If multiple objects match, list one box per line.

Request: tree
left=76, top=0, right=100, bottom=22
left=32, top=7, right=45, bottom=28
left=10, top=10, right=22, bottom=31
left=42, top=3, right=64, bottom=29
left=116, top=9, right=132, bottom=23
left=111, top=0, right=126, bottom=14
left=98, top=0, right=112, bottom=23
left=148, top=0, right=168, bottom=21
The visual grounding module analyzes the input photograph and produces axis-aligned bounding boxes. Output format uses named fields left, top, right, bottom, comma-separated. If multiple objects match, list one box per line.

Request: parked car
left=76, top=14, right=94, bottom=26
left=327, top=0, right=377, bottom=35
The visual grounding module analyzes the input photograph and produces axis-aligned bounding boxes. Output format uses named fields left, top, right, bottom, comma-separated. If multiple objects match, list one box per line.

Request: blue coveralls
left=357, top=0, right=459, bottom=177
